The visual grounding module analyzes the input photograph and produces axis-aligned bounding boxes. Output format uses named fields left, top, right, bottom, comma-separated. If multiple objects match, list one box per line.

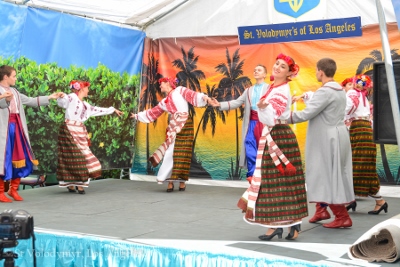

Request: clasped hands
left=0, top=91, right=13, bottom=102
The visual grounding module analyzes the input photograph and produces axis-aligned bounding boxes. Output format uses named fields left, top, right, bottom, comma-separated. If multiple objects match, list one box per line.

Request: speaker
left=373, top=61, right=400, bottom=144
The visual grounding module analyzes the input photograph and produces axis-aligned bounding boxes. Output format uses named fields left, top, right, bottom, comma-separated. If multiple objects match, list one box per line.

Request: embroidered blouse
left=345, top=89, right=370, bottom=118
left=258, top=83, right=292, bottom=127
left=57, top=93, right=115, bottom=122
left=135, top=86, right=207, bottom=123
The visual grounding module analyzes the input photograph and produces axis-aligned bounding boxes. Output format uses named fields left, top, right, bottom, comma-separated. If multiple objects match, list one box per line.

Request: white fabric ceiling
left=24, top=0, right=188, bottom=29
left=11, top=0, right=398, bottom=38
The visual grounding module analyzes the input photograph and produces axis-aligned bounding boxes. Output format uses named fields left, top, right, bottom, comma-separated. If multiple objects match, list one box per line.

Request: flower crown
left=276, top=53, right=300, bottom=78
left=158, top=77, right=179, bottom=89
left=354, top=74, right=372, bottom=89
left=69, top=80, right=90, bottom=90
left=341, top=78, right=353, bottom=87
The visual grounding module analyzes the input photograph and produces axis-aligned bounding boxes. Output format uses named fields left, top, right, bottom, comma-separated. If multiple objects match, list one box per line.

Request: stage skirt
left=238, top=124, right=308, bottom=227
left=168, top=117, right=194, bottom=181
left=57, top=120, right=101, bottom=187
left=349, top=119, right=380, bottom=197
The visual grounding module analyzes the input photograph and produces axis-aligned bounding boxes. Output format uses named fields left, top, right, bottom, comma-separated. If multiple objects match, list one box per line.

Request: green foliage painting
left=0, top=56, right=139, bottom=174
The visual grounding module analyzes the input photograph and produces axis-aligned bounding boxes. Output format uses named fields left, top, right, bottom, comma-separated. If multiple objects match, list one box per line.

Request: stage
left=3, top=175, right=400, bottom=266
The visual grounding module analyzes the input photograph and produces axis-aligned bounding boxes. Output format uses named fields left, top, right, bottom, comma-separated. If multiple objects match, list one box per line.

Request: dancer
left=56, top=80, right=123, bottom=194
left=130, top=77, right=210, bottom=192
left=342, top=77, right=355, bottom=129
left=290, top=58, right=355, bottom=228
left=208, top=65, right=269, bottom=183
left=0, top=65, right=63, bottom=202
left=237, top=54, right=308, bottom=241
left=345, top=74, right=387, bottom=214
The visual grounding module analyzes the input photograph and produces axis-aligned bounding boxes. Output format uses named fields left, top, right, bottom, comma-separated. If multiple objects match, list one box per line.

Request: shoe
left=77, top=189, right=85, bottom=194
left=285, top=224, right=301, bottom=240
left=166, top=183, right=174, bottom=192
left=323, top=205, right=352, bottom=228
left=258, top=228, right=283, bottom=241
left=179, top=182, right=186, bottom=191
left=68, top=186, right=76, bottom=193
left=346, top=201, right=357, bottom=212
left=7, top=178, right=23, bottom=201
left=309, top=203, right=331, bottom=223
left=368, top=202, right=388, bottom=215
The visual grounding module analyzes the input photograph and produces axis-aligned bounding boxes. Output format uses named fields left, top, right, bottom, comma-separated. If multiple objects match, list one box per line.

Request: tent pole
left=375, top=0, right=400, bottom=152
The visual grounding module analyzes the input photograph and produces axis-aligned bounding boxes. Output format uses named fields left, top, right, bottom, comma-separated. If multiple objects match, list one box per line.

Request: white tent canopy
left=6, top=0, right=397, bottom=38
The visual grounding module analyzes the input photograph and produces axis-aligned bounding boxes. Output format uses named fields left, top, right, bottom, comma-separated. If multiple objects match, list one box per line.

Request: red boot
left=7, top=178, right=23, bottom=201
left=323, top=204, right=352, bottom=228
left=0, top=180, right=12, bottom=202
left=309, top=203, right=331, bottom=223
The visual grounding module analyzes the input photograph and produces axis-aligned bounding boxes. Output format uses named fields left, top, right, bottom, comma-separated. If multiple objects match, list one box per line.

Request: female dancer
left=56, top=80, right=122, bottom=194
left=237, top=54, right=308, bottom=241
left=345, top=74, right=388, bottom=214
left=131, top=77, right=210, bottom=192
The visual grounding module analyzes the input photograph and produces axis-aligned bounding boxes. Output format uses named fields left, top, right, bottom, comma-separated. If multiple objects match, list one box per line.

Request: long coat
left=0, top=87, right=50, bottom=175
left=219, top=84, right=269, bottom=168
left=290, top=82, right=355, bottom=204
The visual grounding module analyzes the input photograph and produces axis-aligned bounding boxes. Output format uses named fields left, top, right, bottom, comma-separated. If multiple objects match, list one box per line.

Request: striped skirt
left=349, top=120, right=380, bottom=197
left=168, top=117, right=194, bottom=181
left=239, top=124, right=308, bottom=227
left=57, top=121, right=102, bottom=187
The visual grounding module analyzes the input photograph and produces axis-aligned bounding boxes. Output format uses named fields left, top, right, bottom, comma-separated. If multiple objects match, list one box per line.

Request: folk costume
left=133, top=79, right=208, bottom=184
left=56, top=81, right=115, bottom=189
left=290, top=79, right=355, bottom=227
left=0, top=85, right=50, bottom=202
left=219, top=83, right=269, bottom=181
left=345, top=75, right=383, bottom=201
left=238, top=54, right=308, bottom=230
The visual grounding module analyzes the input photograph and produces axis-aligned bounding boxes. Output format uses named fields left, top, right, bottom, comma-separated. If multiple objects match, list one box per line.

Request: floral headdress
left=341, top=77, right=354, bottom=87
left=69, top=80, right=90, bottom=91
left=354, top=74, right=372, bottom=89
left=276, top=53, right=300, bottom=78
left=158, top=77, right=179, bottom=89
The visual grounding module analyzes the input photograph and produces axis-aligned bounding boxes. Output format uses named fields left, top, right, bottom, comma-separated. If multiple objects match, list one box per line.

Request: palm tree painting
left=355, top=49, right=400, bottom=184
left=172, top=46, right=206, bottom=118
left=140, top=52, right=163, bottom=174
left=214, top=48, right=251, bottom=180
left=193, top=83, right=226, bottom=149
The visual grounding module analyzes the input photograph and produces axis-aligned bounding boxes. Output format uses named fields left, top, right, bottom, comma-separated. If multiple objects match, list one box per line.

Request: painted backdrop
left=133, top=23, right=400, bottom=184
left=0, top=1, right=145, bottom=174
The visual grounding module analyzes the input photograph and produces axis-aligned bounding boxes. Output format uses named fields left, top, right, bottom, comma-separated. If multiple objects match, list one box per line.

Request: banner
left=134, top=23, right=400, bottom=185
left=238, top=17, right=362, bottom=45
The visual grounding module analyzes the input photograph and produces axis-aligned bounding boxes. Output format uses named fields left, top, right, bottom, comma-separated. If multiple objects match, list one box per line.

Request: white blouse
left=57, top=93, right=115, bottom=122
left=258, top=83, right=292, bottom=127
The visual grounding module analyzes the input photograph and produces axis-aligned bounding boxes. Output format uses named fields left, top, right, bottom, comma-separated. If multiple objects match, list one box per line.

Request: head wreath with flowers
left=341, top=77, right=354, bottom=87
left=158, top=77, right=178, bottom=89
left=354, top=74, right=372, bottom=89
left=276, top=53, right=300, bottom=79
left=69, top=80, right=90, bottom=91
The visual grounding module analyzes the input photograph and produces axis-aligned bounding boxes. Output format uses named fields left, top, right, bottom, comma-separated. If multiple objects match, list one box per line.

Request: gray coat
left=219, top=83, right=269, bottom=168
left=0, top=87, right=50, bottom=175
left=291, top=82, right=355, bottom=204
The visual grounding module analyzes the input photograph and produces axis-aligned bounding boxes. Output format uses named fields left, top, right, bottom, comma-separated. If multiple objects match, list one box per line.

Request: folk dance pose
left=290, top=58, right=355, bottom=228
left=208, top=65, right=269, bottom=183
left=344, top=74, right=388, bottom=214
left=0, top=65, right=63, bottom=202
left=56, top=80, right=122, bottom=194
left=237, top=54, right=308, bottom=241
left=130, top=77, right=210, bottom=192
